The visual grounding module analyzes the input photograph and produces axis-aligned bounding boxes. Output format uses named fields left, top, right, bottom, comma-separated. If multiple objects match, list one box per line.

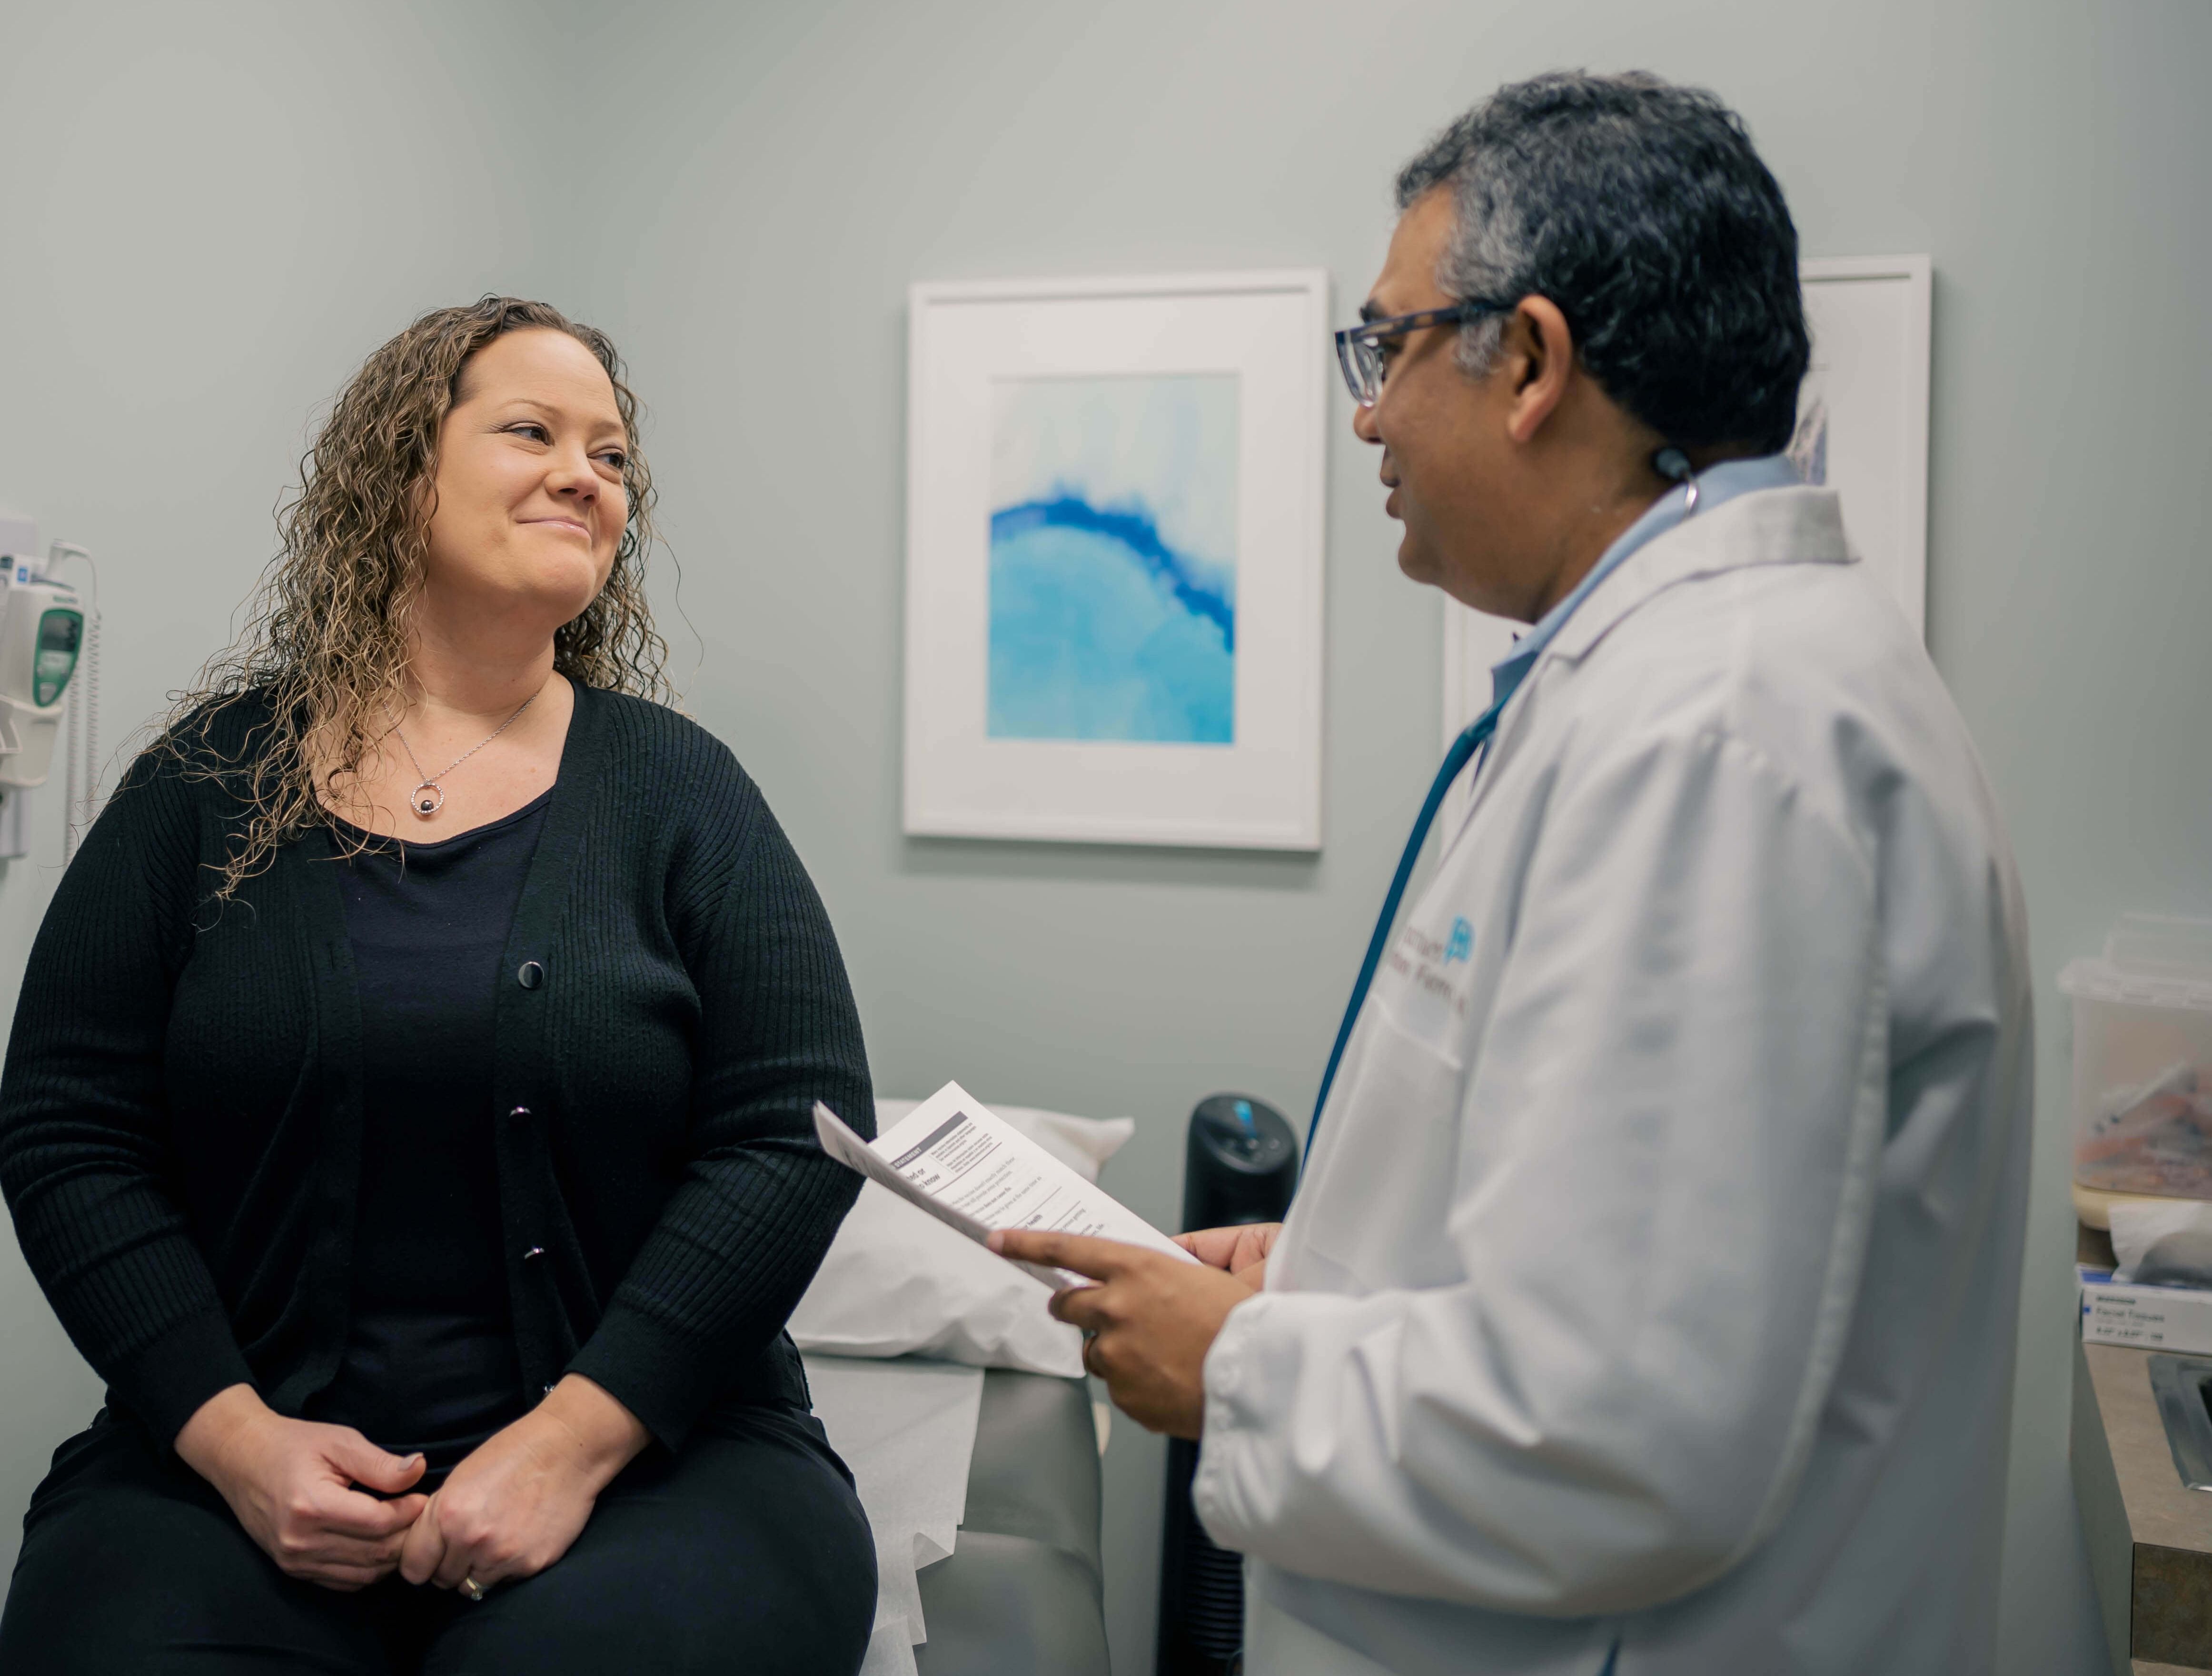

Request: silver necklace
left=393, top=688, right=543, bottom=818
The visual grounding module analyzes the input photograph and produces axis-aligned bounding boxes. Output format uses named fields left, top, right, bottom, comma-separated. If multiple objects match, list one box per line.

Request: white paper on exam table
left=812, top=1081, right=1196, bottom=1290
left=803, top=1353, right=985, bottom=1676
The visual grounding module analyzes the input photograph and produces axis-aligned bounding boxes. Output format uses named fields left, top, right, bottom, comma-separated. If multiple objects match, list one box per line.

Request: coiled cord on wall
left=49, top=543, right=100, bottom=864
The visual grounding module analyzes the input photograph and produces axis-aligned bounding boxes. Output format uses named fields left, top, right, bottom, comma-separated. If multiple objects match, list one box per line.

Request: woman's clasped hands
left=397, top=1375, right=650, bottom=1597
left=174, top=1385, right=429, bottom=1592
left=176, top=1376, right=650, bottom=1597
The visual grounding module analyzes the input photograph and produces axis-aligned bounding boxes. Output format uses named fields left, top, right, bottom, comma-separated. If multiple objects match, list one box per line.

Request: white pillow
left=789, top=1098, right=1136, bottom=1377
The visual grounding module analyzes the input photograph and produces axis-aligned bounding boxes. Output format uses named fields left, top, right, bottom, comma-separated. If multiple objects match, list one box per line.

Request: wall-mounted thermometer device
left=0, top=509, right=103, bottom=865
left=0, top=539, right=86, bottom=790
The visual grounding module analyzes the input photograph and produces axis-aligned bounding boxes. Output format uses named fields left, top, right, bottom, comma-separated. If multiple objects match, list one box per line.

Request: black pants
left=0, top=1405, right=876, bottom=1675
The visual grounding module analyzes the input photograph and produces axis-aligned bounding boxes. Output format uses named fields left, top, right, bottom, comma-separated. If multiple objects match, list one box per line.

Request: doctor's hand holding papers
left=991, top=1218, right=1281, bottom=1438
left=990, top=72, right=2028, bottom=1676
left=812, top=1091, right=1273, bottom=1437
left=814, top=1084, right=1272, bottom=1435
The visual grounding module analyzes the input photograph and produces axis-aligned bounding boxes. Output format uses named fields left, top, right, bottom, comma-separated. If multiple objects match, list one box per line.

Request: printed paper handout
left=812, top=1081, right=1196, bottom=1290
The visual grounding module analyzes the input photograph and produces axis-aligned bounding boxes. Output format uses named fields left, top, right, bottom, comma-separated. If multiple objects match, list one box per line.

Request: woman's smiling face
left=422, top=327, right=630, bottom=631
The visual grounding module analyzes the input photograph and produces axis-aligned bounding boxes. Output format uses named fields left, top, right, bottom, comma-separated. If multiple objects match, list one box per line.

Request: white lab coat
left=1192, top=485, right=2032, bottom=1676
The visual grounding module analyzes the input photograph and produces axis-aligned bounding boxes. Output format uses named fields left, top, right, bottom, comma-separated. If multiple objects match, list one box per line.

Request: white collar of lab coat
left=1444, top=485, right=1858, bottom=853
left=1544, top=483, right=1857, bottom=668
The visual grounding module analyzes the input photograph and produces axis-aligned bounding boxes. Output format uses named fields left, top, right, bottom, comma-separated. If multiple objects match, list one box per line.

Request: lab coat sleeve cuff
left=1192, top=1290, right=1299, bottom=1553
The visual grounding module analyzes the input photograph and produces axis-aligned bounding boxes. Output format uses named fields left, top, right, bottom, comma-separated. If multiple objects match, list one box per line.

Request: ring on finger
left=460, top=1577, right=487, bottom=1603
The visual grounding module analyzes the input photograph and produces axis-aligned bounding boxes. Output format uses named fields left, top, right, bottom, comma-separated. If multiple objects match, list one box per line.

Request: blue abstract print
left=987, top=375, right=1238, bottom=744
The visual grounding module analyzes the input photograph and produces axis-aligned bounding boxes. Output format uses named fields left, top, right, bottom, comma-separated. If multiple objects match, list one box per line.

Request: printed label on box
left=2081, top=1272, right=2212, bottom=1357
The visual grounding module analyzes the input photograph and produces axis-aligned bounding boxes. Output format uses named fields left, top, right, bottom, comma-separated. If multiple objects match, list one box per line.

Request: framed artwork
left=1441, top=255, right=1934, bottom=789
left=1789, top=255, right=1933, bottom=634
left=903, top=270, right=1329, bottom=849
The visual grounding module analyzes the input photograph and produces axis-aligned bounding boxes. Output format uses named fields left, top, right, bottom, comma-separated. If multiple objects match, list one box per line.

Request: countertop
left=2072, top=1223, right=2212, bottom=1672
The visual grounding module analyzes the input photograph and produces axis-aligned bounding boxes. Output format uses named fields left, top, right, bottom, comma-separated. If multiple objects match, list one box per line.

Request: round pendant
left=411, top=782, right=445, bottom=818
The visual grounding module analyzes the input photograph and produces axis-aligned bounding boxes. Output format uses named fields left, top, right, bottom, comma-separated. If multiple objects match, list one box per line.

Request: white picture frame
left=903, top=270, right=1329, bottom=850
left=1793, top=254, right=1933, bottom=635
left=1442, top=255, right=1933, bottom=769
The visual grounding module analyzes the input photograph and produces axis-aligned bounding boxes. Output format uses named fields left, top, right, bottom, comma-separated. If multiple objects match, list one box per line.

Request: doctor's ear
left=1502, top=296, right=1577, bottom=446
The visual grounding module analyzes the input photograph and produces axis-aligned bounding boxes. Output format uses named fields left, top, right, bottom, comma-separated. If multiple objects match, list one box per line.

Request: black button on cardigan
left=0, top=685, right=875, bottom=1451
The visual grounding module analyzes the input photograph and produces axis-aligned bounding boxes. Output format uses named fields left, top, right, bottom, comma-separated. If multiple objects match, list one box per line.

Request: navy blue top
left=307, top=789, right=554, bottom=1471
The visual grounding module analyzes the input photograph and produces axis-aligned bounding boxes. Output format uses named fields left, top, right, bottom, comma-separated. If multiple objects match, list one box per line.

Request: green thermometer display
left=34, top=609, right=82, bottom=707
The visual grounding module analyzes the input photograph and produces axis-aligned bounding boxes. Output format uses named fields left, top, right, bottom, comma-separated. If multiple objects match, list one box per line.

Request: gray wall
left=6, top=3, right=2209, bottom=1674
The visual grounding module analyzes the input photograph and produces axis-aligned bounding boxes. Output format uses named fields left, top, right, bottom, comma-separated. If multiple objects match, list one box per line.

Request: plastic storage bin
left=2064, top=915, right=2212, bottom=1210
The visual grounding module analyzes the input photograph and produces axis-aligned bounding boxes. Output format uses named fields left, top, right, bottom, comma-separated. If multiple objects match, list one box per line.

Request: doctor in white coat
left=995, top=71, right=2031, bottom=1676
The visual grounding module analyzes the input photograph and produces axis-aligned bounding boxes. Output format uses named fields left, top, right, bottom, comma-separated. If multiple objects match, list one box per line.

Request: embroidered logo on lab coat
left=1383, top=917, right=1478, bottom=1049
left=1444, top=917, right=1473, bottom=965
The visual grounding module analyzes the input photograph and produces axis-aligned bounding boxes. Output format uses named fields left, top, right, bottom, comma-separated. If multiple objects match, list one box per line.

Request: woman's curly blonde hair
left=163, top=296, right=669, bottom=900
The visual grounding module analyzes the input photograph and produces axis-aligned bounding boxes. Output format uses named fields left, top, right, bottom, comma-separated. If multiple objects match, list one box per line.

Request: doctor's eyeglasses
left=1334, top=300, right=1513, bottom=407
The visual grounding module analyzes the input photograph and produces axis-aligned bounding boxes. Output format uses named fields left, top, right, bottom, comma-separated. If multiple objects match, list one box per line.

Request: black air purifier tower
left=1156, top=1094, right=1298, bottom=1676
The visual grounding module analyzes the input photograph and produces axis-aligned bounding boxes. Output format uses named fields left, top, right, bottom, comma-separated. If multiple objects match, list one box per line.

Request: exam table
left=806, top=1352, right=1111, bottom=1676
left=795, top=1090, right=1131, bottom=1672
left=915, top=1367, right=1111, bottom=1676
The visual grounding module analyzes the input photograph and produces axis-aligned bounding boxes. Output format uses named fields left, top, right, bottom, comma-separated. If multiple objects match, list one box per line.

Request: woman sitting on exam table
left=0, top=298, right=877, bottom=1676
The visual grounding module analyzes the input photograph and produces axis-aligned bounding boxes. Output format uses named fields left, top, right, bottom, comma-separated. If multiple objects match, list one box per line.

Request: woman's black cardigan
left=0, top=685, right=873, bottom=1451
